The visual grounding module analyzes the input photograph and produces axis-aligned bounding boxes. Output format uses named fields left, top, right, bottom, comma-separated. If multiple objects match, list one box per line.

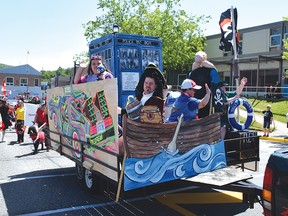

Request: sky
left=0, top=0, right=287, bottom=71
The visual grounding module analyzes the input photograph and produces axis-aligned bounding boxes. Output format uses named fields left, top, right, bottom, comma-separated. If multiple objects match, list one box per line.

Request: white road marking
left=17, top=202, right=116, bottom=216
left=0, top=173, right=75, bottom=184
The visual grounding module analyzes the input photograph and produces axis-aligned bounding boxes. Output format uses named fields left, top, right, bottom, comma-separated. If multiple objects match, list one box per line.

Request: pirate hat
left=141, top=63, right=167, bottom=89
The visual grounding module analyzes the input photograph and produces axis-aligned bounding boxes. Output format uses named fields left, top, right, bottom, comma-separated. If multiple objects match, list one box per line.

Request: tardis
left=89, top=33, right=163, bottom=108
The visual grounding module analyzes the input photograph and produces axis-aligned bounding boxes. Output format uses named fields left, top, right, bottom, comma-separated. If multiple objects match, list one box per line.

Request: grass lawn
left=233, top=97, right=287, bottom=131
left=246, top=98, right=288, bottom=123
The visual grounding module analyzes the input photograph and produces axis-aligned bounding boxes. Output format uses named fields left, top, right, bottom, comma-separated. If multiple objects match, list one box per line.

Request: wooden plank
left=86, top=158, right=119, bottom=182
left=84, top=147, right=119, bottom=169
left=186, top=166, right=252, bottom=186
left=124, top=113, right=222, bottom=158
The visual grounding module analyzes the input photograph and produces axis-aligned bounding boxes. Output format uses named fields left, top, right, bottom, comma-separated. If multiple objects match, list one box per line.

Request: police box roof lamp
left=113, top=23, right=119, bottom=34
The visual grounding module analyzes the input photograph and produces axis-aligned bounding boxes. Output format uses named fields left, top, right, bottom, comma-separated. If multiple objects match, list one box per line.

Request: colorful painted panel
left=124, top=141, right=227, bottom=191
left=46, top=79, right=119, bottom=159
left=123, top=113, right=227, bottom=191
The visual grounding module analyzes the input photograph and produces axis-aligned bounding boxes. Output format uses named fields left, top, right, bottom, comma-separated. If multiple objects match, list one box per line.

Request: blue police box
left=89, top=33, right=163, bottom=108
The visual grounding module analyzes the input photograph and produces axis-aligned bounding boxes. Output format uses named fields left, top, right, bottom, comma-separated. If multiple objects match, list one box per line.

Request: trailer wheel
left=76, top=163, right=101, bottom=193
left=75, top=163, right=84, bottom=180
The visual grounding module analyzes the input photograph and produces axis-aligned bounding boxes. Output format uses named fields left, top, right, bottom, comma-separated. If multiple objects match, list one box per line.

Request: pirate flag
left=219, top=8, right=241, bottom=54
left=212, top=82, right=227, bottom=114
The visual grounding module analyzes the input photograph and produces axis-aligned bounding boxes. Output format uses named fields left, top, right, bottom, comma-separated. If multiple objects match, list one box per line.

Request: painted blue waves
left=124, top=140, right=227, bottom=191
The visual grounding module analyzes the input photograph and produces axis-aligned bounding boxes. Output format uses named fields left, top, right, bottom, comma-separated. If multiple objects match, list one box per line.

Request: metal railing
left=169, top=85, right=288, bottom=98
left=226, top=86, right=288, bottom=98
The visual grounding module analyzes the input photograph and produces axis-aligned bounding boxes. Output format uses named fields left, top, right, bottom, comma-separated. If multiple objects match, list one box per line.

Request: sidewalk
left=239, top=109, right=288, bottom=143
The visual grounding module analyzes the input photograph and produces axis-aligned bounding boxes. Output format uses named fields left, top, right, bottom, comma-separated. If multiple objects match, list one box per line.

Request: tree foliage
left=0, top=63, right=11, bottom=70
left=82, top=0, right=210, bottom=74
left=283, top=17, right=288, bottom=60
left=41, top=67, right=72, bottom=82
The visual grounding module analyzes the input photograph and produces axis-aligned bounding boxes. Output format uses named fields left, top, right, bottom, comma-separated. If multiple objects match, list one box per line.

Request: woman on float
left=74, top=55, right=113, bottom=84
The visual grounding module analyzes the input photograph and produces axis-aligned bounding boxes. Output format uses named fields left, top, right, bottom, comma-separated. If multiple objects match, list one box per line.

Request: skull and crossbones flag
left=212, top=83, right=227, bottom=113
left=219, top=8, right=241, bottom=54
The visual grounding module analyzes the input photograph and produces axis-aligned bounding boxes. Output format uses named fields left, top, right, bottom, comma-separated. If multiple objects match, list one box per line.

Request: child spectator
left=15, top=101, right=25, bottom=143
left=34, top=103, right=47, bottom=128
left=262, top=105, right=273, bottom=137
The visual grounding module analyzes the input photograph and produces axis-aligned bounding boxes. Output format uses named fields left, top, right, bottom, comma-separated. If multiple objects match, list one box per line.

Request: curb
left=260, top=136, right=288, bottom=143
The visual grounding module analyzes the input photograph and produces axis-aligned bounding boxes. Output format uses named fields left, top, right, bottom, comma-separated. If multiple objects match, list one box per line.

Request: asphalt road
left=0, top=127, right=286, bottom=216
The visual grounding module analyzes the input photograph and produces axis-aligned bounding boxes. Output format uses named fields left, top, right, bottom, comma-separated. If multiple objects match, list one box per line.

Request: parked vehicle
left=262, top=148, right=288, bottom=216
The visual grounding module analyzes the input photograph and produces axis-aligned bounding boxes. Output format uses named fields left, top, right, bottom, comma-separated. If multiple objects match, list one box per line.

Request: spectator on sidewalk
left=262, top=105, right=273, bottom=137
left=0, top=99, right=12, bottom=142
left=15, top=101, right=25, bottom=143
left=34, top=103, right=47, bottom=128
left=273, top=81, right=281, bottom=99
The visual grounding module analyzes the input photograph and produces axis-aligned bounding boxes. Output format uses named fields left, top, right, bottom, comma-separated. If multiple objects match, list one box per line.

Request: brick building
left=0, top=64, right=41, bottom=99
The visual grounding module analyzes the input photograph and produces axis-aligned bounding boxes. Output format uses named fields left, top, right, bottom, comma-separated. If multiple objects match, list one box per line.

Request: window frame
left=6, top=77, right=14, bottom=86
left=34, top=78, right=39, bottom=86
left=20, top=77, right=28, bottom=86
left=270, top=35, right=281, bottom=47
left=270, top=26, right=282, bottom=47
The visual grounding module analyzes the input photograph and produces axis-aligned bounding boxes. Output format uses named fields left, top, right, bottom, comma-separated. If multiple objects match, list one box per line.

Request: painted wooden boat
left=122, top=113, right=221, bottom=159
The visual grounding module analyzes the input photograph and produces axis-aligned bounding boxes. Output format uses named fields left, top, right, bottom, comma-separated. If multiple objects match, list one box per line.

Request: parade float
left=46, top=33, right=260, bottom=206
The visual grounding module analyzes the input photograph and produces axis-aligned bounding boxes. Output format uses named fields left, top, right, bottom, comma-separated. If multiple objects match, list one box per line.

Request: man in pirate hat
left=125, top=63, right=167, bottom=123
left=135, top=63, right=167, bottom=111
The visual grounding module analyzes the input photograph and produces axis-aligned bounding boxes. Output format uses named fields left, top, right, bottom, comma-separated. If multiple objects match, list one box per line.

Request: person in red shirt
left=34, top=103, right=47, bottom=128
left=14, top=100, right=22, bottom=111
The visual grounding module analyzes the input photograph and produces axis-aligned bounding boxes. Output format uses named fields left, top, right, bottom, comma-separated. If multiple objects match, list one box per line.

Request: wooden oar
left=166, top=113, right=183, bottom=153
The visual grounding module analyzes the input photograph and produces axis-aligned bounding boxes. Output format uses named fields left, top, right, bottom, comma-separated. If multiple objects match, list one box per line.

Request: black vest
left=187, top=67, right=213, bottom=118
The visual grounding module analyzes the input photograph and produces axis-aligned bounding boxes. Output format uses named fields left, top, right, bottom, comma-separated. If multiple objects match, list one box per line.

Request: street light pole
left=113, top=23, right=119, bottom=34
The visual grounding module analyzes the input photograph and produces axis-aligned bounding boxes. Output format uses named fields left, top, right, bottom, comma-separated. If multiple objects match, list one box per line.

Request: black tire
left=75, top=163, right=101, bottom=194
left=75, top=163, right=84, bottom=180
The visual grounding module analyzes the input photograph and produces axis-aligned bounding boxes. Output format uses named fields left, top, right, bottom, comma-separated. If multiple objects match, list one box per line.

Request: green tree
left=82, top=0, right=210, bottom=76
left=41, top=67, right=73, bottom=82
left=41, top=70, right=56, bottom=82
left=283, top=17, right=288, bottom=60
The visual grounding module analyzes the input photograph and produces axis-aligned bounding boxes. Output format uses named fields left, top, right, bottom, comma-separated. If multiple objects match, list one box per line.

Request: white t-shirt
left=141, top=91, right=154, bottom=106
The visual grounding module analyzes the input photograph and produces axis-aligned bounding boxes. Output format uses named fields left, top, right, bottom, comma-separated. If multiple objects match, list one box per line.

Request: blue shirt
left=167, top=93, right=200, bottom=122
left=210, top=68, right=220, bottom=85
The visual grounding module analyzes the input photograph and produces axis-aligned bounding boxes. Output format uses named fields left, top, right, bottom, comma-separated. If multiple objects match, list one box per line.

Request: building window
left=6, top=77, right=14, bottom=86
left=270, top=26, right=281, bottom=47
left=284, top=25, right=288, bottom=40
left=20, top=78, right=28, bottom=86
left=34, top=78, right=39, bottom=86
